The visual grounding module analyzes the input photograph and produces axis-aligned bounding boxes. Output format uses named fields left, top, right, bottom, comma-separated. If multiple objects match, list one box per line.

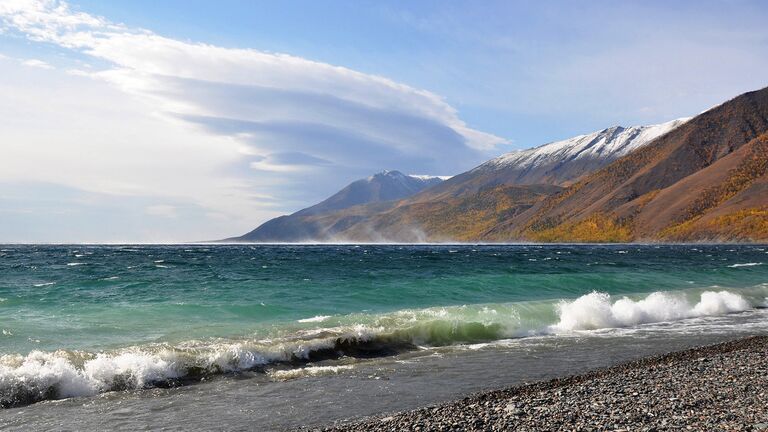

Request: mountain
left=230, top=171, right=446, bottom=242
left=493, top=86, right=768, bottom=242
left=373, top=119, right=688, bottom=213
left=293, top=170, right=445, bottom=216
left=465, top=118, right=689, bottom=187
left=230, top=118, right=688, bottom=242
left=229, top=86, right=768, bottom=243
left=301, top=119, right=689, bottom=242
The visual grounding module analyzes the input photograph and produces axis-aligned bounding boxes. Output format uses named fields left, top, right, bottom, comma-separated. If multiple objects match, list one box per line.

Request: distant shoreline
left=1, top=242, right=767, bottom=246
left=313, top=336, right=768, bottom=431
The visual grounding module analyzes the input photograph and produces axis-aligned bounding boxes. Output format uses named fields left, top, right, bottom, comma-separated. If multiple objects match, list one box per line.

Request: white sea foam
left=728, top=262, right=762, bottom=268
left=298, top=315, right=332, bottom=323
left=268, top=365, right=353, bottom=380
left=0, top=350, right=185, bottom=400
left=554, top=290, right=751, bottom=331
left=1, top=286, right=763, bottom=406
left=0, top=338, right=350, bottom=405
left=85, top=351, right=182, bottom=390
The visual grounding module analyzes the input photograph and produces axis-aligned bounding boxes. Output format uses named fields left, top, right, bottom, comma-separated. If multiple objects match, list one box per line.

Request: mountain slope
left=337, top=183, right=563, bottom=241
left=295, top=170, right=444, bottom=216
left=493, top=86, right=768, bottom=242
left=231, top=171, right=445, bottom=242
left=404, top=118, right=689, bottom=207
left=230, top=119, right=691, bottom=243
left=317, top=119, right=689, bottom=241
left=471, top=118, right=689, bottom=186
left=229, top=86, right=768, bottom=243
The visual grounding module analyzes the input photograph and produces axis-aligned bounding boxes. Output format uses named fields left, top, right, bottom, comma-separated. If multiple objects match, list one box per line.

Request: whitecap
left=728, top=262, right=762, bottom=268
left=553, top=290, right=752, bottom=331
left=298, top=315, right=331, bottom=323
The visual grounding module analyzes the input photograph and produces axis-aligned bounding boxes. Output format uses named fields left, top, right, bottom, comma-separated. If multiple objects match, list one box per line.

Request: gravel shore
left=311, top=336, right=768, bottom=431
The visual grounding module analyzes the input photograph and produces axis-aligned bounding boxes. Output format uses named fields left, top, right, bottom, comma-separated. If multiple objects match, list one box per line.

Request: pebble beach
left=314, top=336, right=768, bottom=431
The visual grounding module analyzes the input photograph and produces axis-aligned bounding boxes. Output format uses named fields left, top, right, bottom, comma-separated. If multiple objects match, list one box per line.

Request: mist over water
left=0, top=244, right=766, bottom=409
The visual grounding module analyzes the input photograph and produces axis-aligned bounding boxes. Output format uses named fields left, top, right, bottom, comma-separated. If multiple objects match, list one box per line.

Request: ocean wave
left=1, top=285, right=765, bottom=408
left=553, top=290, right=751, bottom=331
left=728, top=262, right=763, bottom=268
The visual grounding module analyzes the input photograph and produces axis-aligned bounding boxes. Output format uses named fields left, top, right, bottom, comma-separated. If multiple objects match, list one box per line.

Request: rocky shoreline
left=310, top=336, right=768, bottom=431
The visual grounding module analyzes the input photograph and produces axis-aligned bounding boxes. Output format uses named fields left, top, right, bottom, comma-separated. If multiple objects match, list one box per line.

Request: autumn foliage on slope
left=499, top=87, right=768, bottom=243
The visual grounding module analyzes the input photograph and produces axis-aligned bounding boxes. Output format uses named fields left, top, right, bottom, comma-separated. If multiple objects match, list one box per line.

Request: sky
left=0, top=0, right=767, bottom=243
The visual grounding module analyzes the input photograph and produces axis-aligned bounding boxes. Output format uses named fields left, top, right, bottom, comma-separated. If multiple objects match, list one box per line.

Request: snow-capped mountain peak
left=482, top=117, right=690, bottom=171
left=368, top=170, right=450, bottom=183
left=409, top=174, right=453, bottom=181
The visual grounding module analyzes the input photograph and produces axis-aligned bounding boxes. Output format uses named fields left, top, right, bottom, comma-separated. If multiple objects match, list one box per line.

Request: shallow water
left=1, top=244, right=767, bottom=429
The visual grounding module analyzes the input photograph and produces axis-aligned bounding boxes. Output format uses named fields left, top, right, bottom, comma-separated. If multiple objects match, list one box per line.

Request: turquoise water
left=1, top=244, right=767, bottom=407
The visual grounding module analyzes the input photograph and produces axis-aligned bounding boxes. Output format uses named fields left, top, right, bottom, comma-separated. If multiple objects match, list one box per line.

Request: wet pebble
left=308, top=336, right=768, bottom=431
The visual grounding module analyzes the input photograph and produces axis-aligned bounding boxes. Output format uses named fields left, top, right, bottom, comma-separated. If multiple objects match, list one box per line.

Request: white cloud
left=21, top=58, right=53, bottom=69
left=0, top=1, right=504, bottom=153
left=0, top=63, right=274, bottom=241
left=0, top=0, right=506, bottom=241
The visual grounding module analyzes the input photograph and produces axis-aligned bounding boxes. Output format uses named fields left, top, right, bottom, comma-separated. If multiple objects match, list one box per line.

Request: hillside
left=492, top=86, right=768, bottom=242
left=231, top=171, right=444, bottom=242
left=468, top=118, right=688, bottom=187
left=229, top=87, right=768, bottom=243
left=316, top=119, right=689, bottom=242
left=230, top=119, right=687, bottom=242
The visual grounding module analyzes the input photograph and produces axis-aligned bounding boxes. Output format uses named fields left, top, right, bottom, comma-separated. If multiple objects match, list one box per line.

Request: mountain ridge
left=499, top=86, right=768, bottom=242
left=231, top=171, right=445, bottom=242
left=228, top=86, right=768, bottom=243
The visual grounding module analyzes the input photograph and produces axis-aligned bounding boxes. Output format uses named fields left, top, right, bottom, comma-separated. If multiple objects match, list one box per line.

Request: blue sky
left=0, top=0, right=767, bottom=242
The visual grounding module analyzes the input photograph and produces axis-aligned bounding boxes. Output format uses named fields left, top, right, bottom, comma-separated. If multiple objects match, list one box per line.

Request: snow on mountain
left=480, top=118, right=690, bottom=172
left=365, top=170, right=448, bottom=185
left=408, top=174, right=453, bottom=181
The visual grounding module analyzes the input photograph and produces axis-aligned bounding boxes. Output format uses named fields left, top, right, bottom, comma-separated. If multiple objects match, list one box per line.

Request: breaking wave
left=2, top=285, right=766, bottom=407
left=554, top=290, right=752, bottom=331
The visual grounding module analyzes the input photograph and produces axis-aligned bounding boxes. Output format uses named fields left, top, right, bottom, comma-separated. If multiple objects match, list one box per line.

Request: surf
left=2, top=284, right=765, bottom=408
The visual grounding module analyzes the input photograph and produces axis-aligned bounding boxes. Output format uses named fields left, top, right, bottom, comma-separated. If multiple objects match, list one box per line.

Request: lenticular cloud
left=0, top=0, right=505, bottom=179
